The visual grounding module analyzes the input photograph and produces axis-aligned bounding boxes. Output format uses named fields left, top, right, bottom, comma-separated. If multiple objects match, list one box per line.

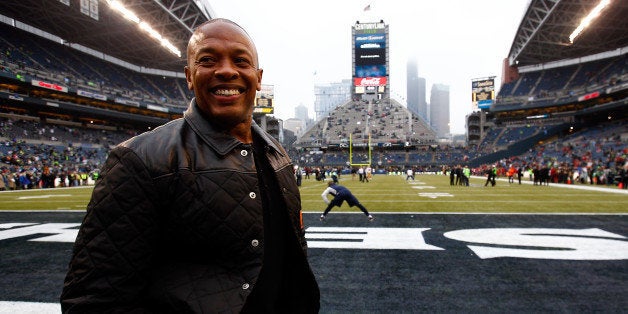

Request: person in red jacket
left=507, top=165, right=516, bottom=184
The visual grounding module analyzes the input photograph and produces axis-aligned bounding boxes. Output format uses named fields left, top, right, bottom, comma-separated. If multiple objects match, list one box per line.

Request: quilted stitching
left=62, top=111, right=317, bottom=312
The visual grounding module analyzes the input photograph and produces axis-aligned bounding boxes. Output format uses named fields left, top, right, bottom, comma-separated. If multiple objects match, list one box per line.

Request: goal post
left=349, top=133, right=372, bottom=167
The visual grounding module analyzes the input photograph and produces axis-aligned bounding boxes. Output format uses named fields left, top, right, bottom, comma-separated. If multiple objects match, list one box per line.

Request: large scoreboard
left=352, top=21, right=389, bottom=98
left=472, top=77, right=495, bottom=110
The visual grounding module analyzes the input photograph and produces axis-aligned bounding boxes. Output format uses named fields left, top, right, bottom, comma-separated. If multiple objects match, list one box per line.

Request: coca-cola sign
left=31, top=80, right=68, bottom=93
left=354, top=77, right=387, bottom=87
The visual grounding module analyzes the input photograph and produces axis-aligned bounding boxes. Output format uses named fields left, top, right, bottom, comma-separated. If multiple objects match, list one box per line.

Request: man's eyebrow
left=193, top=46, right=217, bottom=57
left=193, top=46, right=254, bottom=60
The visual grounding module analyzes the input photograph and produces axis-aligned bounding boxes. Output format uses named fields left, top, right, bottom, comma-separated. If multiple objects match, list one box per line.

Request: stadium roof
left=0, top=0, right=215, bottom=72
left=508, top=0, right=628, bottom=67
left=1, top=1, right=626, bottom=73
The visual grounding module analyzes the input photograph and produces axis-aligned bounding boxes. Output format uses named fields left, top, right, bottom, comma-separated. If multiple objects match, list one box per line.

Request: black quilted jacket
left=60, top=100, right=320, bottom=313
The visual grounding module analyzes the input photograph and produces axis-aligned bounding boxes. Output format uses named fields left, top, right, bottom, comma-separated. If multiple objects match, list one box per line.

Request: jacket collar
left=183, top=98, right=284, bottom=157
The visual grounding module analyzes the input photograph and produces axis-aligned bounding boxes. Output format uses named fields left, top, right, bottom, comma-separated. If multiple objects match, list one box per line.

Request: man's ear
left=184, top=66, right=193, bottom=90
left=256, top=68, right=263, bottom=91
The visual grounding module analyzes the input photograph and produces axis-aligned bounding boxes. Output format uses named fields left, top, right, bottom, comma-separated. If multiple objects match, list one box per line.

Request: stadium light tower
left=569, top=0, right=611, bottom=44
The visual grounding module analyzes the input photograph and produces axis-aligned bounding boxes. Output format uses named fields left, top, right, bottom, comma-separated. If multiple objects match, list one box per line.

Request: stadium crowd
left=0, top=110, right=628, bottom=190
left=290, top=117, right=628, bottom=189
left=1, top=21, right=626, bottom=191
left=0, top=115, right=135, bottom=190
left=0, top=23, right=192, bottom=112
left=1, top=112, right=626, bottom=191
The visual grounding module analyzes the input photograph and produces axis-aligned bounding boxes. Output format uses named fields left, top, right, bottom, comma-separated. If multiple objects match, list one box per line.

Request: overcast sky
left=207, top=0, right=530, bottom=134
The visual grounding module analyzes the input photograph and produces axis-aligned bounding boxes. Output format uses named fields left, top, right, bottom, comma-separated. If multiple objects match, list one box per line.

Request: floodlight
left=107, top=0, right=140, bottom=24
left=139, top=21, right=162, bottom=40
left=106, top=0, right=181, bottom=58
left=569, top=0, right=610, bottom=43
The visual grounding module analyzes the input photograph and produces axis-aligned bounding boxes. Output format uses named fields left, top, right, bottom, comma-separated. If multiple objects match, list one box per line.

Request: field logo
left=1, top=224, right=627, bottom=260
left=306, top=227, right=628, bottom=260
left=0, top=223, right=79, bottom=242
left=306, top=227, right=443, bottom=250
left=444, top=228, right=628, bottom=260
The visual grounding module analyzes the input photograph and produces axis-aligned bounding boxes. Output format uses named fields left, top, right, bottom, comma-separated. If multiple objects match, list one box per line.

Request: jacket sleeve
left=60, top=147, right=161, bottom=313
left=321, top=187, right=332, bottom=204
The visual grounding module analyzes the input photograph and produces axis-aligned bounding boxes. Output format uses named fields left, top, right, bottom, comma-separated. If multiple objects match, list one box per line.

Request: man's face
left=185, top=21, right=263, bottom=127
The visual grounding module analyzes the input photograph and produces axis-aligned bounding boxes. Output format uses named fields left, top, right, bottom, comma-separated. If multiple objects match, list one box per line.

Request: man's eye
left=195, top=57, right=214, bottom=66
left=234, top=58, right=252, bottom=67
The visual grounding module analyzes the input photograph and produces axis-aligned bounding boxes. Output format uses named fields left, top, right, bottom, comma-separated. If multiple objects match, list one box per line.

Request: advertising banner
left=31, top=80, right=68, bottom=93
left=354, top=77, right=387, bottom=87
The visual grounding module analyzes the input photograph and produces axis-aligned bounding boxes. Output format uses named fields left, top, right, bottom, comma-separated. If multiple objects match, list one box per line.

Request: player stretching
left=320, top=181, right=374, bottom=221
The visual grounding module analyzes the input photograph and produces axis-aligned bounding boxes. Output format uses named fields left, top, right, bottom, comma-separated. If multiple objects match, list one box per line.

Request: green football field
left=300, top=174, right=628, bottom=214
left=1, top=174, right=627, bottom=213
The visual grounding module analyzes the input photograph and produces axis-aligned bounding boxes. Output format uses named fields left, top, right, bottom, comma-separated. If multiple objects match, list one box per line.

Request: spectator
left=61, top=19, right=320, bottom=313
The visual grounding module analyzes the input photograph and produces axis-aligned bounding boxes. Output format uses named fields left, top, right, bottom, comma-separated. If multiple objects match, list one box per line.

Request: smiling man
left=185, top=18, right=262, bottom=142
left=61, top=19, right=320, bottom=313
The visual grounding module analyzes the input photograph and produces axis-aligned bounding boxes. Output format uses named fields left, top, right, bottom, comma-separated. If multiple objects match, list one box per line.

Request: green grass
left=0, top=186, right=92, bottom=211
left=1, top=175, right=626, bottom=213
left=298, top=174, right=628, bottom=214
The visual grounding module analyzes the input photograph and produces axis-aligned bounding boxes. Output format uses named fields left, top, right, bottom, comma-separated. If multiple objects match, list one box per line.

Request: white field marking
left=411, top=186, right=436, bottom=190
left=0, top=185, right=92, bottom=193
left=469, top=176, right=628, bottom=195
left=0, top=210, right=85, bottom=212
left=2, top=201, right=83, bottom=205
left=301, top=193, right=628, bottom=197
left=0, top=301, right=60, bottom=314
left=444, top=228, right=628, bottom=260
left=301, top=211, right=628, bottom=215
left=0, top=223, right=38, bottom=229
left=306, top=227, right=444, bottom=250
left=3, top=209, right=625, bottom=215
left=2, top=223, right=627, bottom=260
left=306, top=226, right=628, bottom=260
left=407, top=181, right=426, bottom=185
left=16, top=194, right=72, bottom=200
left=364, top=200, right=625, bottom=203
left=0, top=223, right=80, bottom=242
left=418, top=192, right=454, bottom=199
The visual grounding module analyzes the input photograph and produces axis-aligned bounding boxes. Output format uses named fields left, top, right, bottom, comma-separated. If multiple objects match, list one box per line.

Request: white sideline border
left=470, top=175, right=628, bottom=195
left=0, top=301, right=60, bottom=314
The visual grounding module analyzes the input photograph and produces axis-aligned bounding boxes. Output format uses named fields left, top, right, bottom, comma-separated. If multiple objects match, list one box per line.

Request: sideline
left=0, top=186, right=93, bottom=194
left=471, top=175, right=628, bottom=195
left=0, top=301, right=59, bottom=314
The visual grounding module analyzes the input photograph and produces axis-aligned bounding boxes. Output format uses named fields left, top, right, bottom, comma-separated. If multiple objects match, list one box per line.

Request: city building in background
left=406, top=57, right=427, bottom=122
left=430, top=83, right=450, bottom=139
left=417, top=77, right=428, bottom=123
left=294, top=104, right=309, bottom=123
left=406, top=58, right=419, bottom=115
left=283, top=118, right=307, bottom=137
left=313, top=79, right=351, bottom=120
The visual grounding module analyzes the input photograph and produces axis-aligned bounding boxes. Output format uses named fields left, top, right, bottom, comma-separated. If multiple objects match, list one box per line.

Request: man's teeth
left=214, top=89, right=240, bottom=96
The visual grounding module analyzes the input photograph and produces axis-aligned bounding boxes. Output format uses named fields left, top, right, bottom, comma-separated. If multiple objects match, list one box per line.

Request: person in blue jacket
left=320, top=181, right=374, bottom=221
